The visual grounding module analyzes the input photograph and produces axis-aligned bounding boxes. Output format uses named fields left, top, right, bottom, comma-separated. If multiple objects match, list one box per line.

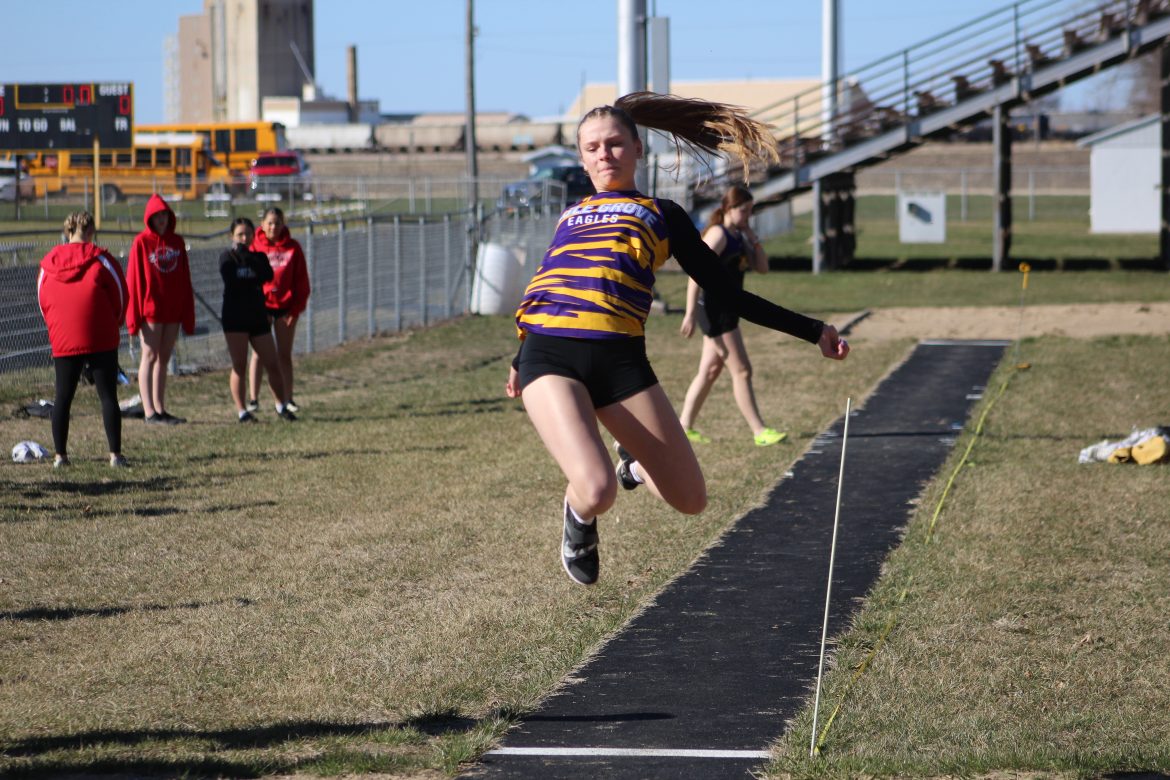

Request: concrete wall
left=205, top=0, right=313, bottom=122
left=177, top=14, right=214, bottom=123
left=218, top=0, right=259, bottom=121
left=256, top=0, right=314, bottom=113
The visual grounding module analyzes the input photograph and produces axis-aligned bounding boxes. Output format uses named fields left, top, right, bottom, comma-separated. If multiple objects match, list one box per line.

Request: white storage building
left=1077, top=114, right=1161, bottom=234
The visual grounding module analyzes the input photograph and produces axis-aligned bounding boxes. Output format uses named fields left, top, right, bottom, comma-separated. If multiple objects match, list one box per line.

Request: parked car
left=249, top=151, right=312, bottom=200
left=0, top=160, right=35, bottom=203
left=498, top=165, right=593, bottom=212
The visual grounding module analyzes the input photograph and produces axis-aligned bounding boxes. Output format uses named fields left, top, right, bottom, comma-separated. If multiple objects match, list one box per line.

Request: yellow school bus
left=21, top=132, right=236, bottom=203
left=134, top=121, right=286, bottom=177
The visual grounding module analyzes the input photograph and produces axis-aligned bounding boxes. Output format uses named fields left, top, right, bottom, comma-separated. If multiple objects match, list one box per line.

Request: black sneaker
left=245, top=399, right=259, bottom=412
left=238, top=411, right=258, bottom=423
left=145, top=413, right=168, bottom=425
left=286, top=398, right=300, bottom=413
left=278, top=408, right=298, bottom=422
left=614, top=442, right=640, bottom=491
left=161, top=412, right=186, bottom=425
left=561, top=501, right=599, bottom=586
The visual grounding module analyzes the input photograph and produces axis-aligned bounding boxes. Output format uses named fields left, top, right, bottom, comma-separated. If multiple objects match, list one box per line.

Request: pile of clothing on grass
left=1078, top=426, right=1170, bottom=465
left=12, top=394, right=143, bottom=420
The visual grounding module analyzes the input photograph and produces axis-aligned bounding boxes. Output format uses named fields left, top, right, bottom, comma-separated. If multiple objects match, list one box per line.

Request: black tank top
left=699, top=226, right=748, bottom=309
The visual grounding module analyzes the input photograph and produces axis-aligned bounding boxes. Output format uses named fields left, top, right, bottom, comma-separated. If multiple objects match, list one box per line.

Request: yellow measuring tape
left=814, top=355, right=1023, bottom=755
left=924, top=370, right=1015, bottom=543
left=813, top=581, right=909, bottom=755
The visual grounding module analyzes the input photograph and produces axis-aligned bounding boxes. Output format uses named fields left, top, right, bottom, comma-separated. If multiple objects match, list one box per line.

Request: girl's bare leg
left=249, top=333, right=288, bottom=404
left=224, top=332, right=251, bottom=411
left=137, top=322, right=177, bottom=417
left=718, top=328, right=768, bottom=435
left=678, top=335, right=727, bottom=431
left=248, top=346, right=263, bottom=403
left=598, top=384, right=707, bottom=515
left=137, top=324, right=161, bottom=417
left=152, top=322, right=181, bottom=414
left=272, top=316, right=298, bottom=401
left=521, top=375, right=617, bottom=518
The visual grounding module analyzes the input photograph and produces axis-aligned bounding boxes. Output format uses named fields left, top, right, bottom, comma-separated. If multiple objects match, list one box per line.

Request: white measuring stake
left=810, top=396, right=852, bottom=758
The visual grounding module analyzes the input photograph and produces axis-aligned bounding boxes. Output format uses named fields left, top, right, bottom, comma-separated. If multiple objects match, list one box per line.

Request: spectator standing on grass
left=247, top=207, right=310, bottom=416
left=677, top=185, right=786, bottom=447
left=504, top=93, right=850, bottom=586
left=126, top=193, right=195, bottom=425
left=219, top=217, right=296, bottom=422
left=37, top=211, right=130, bottom=468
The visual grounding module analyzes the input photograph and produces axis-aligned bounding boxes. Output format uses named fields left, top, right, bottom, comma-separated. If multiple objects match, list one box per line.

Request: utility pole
left=821, top=0, right=840, bottom=144
left=465, top=0, right=479, bottom=214
left=814, top=0, right=840, bottom=274
left=617, top=0, right=647, bottom=189
left=464, top=0, right=480, bottom=311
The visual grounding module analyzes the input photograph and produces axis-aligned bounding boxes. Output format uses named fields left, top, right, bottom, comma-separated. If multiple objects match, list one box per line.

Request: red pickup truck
left=248, top=151, right=312, bottom=200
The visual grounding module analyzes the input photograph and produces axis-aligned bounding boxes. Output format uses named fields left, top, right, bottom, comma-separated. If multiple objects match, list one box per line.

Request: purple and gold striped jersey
left=515, top=192, right=671, bottom=339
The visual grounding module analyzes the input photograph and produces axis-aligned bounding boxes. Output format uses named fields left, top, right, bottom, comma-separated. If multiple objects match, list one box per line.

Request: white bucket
left=471, top=242, right=527, bottom=315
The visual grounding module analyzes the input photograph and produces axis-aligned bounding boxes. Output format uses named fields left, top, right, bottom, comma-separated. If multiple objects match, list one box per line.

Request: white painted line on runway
left=920, top=339, right=1013, bottom=346
left=486, top=747, right=771, bottom=759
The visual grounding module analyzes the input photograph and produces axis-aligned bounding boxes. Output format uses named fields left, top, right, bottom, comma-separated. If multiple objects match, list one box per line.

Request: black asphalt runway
left=467, top=340, right=1008, bottom=780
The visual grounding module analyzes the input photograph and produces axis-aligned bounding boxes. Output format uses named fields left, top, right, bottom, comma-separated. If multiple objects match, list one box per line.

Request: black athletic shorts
left=267, top=307, right=289, bottom=321
left=517, top=331, right=659, bottom=409
left=222, top=312, right=271, bottom=337
left=222, top=318, right=270, bottom=339
left=696, top=298, right=740, bottom=338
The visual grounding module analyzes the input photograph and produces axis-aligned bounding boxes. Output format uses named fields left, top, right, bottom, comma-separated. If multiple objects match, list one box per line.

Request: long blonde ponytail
left=606, top=92, right=780, bottom=178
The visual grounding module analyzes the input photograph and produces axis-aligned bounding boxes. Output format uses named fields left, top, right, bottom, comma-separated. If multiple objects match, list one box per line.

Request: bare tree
left=1123, top=49, right=1162, bottom=115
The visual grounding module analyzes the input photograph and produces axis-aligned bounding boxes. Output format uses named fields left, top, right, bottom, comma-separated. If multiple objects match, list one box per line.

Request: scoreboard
left=0, top=82, right=133, bottom=152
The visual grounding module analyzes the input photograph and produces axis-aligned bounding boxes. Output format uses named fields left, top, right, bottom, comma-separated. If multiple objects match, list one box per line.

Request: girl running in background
left=220, top=218, right=296, bottom=422
left=504, top=93, right=849, bottom=586
left=678, top=185, right=786, bottom=447
left=126, top=193, right=195, bottom=425
left=247, top=207, right=310, bottom=416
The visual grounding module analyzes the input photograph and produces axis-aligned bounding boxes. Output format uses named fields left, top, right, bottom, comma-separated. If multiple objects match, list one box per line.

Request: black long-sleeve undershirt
left=660, top=199, right=825, bottom=345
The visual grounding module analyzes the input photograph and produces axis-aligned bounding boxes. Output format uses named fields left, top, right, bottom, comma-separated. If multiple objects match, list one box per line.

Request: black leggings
left=53, top=350, right=122, bottom=456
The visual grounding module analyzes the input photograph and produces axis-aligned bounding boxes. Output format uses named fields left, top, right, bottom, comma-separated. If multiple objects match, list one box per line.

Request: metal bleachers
left=710, top=0, right=1170, bottom=206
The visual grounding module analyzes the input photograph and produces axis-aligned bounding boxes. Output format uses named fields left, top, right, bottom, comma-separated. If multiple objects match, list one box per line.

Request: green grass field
left=2, top=268, right=1169, bottom=778
left=755, top=194, right=1161, bottom=269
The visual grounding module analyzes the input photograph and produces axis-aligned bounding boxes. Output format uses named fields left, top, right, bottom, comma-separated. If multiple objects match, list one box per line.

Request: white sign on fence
left=898, top=191, right=946, bottom=243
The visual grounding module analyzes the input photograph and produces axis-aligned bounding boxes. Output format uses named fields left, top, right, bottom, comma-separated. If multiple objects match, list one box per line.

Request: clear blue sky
left=2, top=0, right=1119, bottom=124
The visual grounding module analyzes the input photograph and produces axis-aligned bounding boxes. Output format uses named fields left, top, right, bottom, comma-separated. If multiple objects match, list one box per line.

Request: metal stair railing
left=693, top=0, right=1170, bottom=204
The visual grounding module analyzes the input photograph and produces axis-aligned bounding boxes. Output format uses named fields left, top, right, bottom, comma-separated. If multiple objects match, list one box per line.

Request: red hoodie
left=38, top=241, right=128, bottom=357
left=251, top=227, right=310, bottom=316
left=125, top=194, right=195, bottom=335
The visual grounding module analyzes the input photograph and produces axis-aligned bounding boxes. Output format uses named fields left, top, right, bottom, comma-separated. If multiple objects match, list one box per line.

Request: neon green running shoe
left=685, top=428, right=711, bottom=444
left=754, top=428, right=787, bottom=447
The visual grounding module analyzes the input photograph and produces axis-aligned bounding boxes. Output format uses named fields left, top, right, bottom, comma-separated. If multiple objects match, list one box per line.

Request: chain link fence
left=0, top=214, right=475, bottom=391
left=854, top=165, right=1090, bottom=221
left=1, top=164, right=1101, bottom=392
left=0, top=174, right=534, bottom=227
left=481, top=207, right=561, bottom=285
